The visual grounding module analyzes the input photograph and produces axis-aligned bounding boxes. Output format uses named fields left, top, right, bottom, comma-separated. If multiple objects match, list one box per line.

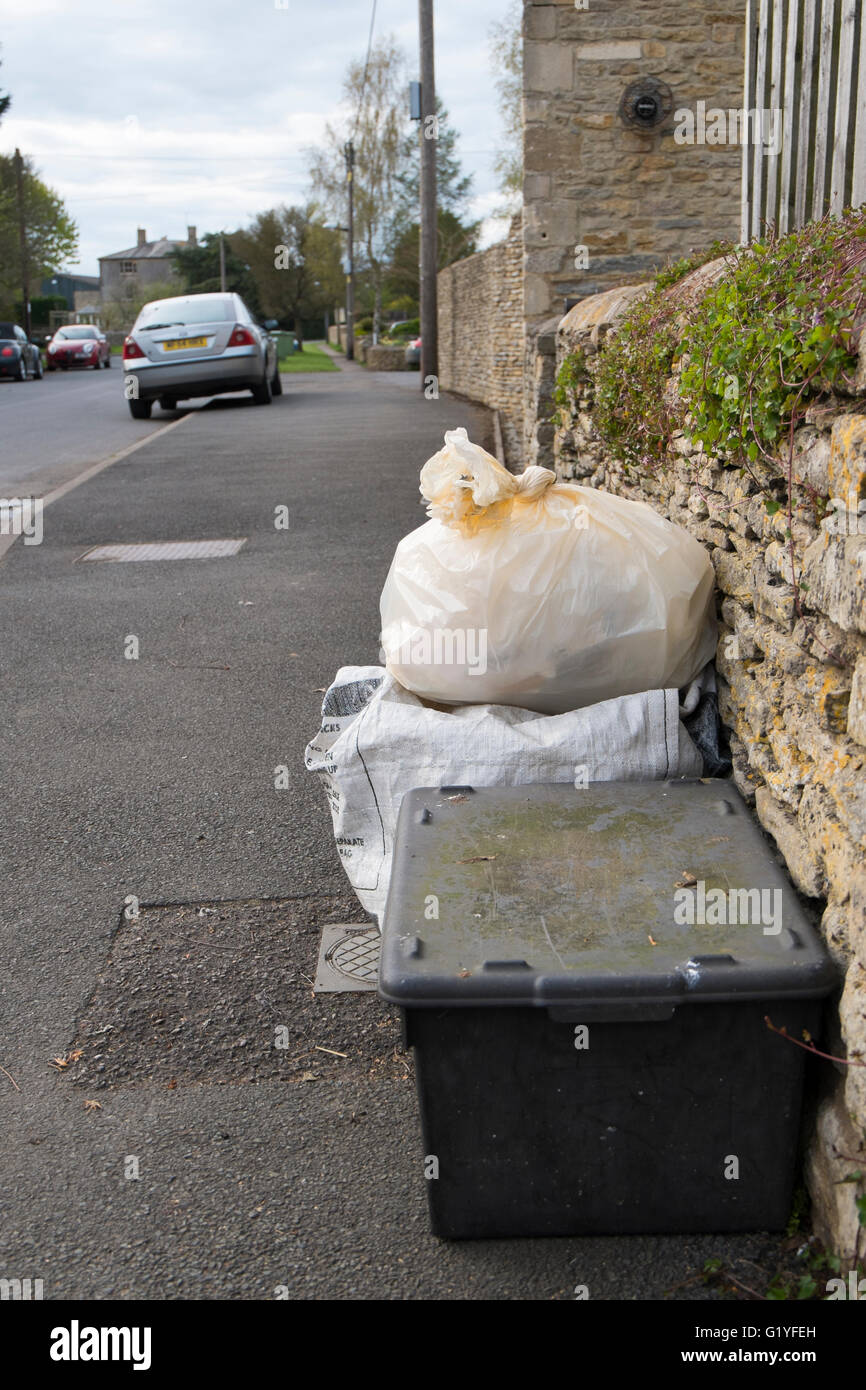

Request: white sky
left=0, top=0, right=516, bottom=276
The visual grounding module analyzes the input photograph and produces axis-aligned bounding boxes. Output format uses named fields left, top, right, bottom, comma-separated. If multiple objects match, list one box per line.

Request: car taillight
left=228, top=325, right=256, bottom=347
left=123, top=337, right=145, bottom=360
left=1, top=346, right=13, bottom=356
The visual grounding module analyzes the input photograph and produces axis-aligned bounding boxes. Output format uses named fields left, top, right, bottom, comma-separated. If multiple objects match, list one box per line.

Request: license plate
left=164, top=336, right=208, bottom=351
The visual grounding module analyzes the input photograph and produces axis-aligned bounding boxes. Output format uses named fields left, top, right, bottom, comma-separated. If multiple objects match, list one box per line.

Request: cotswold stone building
left=438, top=0, right=746, bottom=467
left=99, top=226, right=198, bottom=303
left=522, top=0, right=745, bottom=327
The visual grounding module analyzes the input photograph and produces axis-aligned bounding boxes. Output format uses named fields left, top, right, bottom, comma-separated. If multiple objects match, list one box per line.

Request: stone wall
left=437, top=217, right=524, bottom=467
left=522, top=0, right=745, bottom=329
left=553, top=277, right=866, bottom=1262
left=364, top=344, right=407, bottom=371
left=524, top=315, right=560, bottom=468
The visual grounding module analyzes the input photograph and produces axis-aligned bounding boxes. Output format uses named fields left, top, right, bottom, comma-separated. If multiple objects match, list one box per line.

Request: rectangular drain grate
left=314, top=924, right=381, bottom=993
left=79, top=539, right=247, bottom=563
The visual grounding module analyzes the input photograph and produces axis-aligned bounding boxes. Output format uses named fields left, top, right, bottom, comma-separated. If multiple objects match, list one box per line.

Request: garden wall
left=437, top=216, right=524, bottom=467
left=553, top=270, right=866, bottom=1262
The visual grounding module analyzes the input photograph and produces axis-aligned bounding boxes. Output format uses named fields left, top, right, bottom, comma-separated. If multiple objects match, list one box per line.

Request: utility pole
left=418, top=0, right=438, bottom=387
left=219, top=233, right=226, bottom=291
left=14, top=149, right=30, bottom=338
left=344, top=140, right=355, bottom=361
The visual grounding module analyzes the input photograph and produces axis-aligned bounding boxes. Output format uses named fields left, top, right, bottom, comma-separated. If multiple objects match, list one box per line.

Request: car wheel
left=128, top=398, right=152, bottom=419
left=158, top=395, right=177, bottom=411
left=270, top=364, right=283, bottom=396
left=251, top=372, right=272, bottom=405
left=33, top=354, right=43, bottom=379
left=17, top=357, right=27, bottom=381
left=92, top=357, right=101, bottom=369
left=103, top=356, right=111, bottom=368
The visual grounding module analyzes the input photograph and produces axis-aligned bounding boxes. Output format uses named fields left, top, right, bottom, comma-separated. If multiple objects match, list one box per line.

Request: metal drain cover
left=314, top=924, right=381, bottom=993
left=79, top=539, right=247, bottom=562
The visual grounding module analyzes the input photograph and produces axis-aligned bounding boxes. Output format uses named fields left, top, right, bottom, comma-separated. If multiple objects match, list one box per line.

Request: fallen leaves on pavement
left=50, top=1049, right=83, bottom=1071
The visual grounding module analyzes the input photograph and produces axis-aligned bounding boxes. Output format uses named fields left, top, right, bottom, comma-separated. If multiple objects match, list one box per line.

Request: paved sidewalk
left=0, top=367, right=786, bottom=1299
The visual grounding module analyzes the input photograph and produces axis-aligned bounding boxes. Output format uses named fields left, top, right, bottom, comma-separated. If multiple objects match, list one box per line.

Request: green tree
left=0, top=51, right=11, bottom=123
left=0, top=154, right=78, bottom=308
left=232, top=205, right=343, bottom=347
left=394, top=96, right=473, bottom=224
left=171, top=231, right=261, bottom=312
left=308, top=36, right=408, bottom=340
left=385, top=207, right=480, bottom=308
left=488, top=0, right=522, bottom=212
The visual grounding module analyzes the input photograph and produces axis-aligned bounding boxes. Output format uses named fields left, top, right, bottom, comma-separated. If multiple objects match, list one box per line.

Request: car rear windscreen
left=0, top=323, right=16, bottom=338
left=135, top=298, right=237, bottom=330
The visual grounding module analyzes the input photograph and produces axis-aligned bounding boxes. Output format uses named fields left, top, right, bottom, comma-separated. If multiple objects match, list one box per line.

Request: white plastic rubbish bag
left=379, top=427, right=716, bottom=714
left=304, top=666, right=704, bottom=922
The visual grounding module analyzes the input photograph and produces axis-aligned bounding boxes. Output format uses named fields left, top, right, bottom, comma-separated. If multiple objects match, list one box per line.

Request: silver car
left=122, top=291, right=281, bottom=418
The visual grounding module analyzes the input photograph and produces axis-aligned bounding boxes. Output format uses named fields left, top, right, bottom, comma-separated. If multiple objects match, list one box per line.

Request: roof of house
left=100, top=237, right=189, bottom=262
left=45, top=272, right=102, bottom=289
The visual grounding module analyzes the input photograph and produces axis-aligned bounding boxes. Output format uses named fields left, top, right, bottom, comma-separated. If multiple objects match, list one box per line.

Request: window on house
left=120, top=261, right=137, bottom=274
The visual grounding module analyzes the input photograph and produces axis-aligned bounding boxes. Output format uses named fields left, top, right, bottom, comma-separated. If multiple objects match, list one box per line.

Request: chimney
left=136, top=228, right=147, bottom=247
left=187, top=225, right=197, bottom=247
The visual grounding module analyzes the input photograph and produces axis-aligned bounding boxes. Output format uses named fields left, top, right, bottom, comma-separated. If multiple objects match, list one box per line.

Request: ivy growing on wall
left=589, top=241, right=733, bottom=474
left=556, top=209, right=866, bottom=492
left=680, top=213, right=865, bottom=477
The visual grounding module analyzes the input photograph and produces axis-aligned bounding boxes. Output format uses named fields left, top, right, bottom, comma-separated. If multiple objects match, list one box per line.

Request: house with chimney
left=99, top=226, right=198, bottom=303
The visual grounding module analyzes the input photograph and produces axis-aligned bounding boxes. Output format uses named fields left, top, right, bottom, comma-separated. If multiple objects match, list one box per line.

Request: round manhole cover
left=326, top=929, right=381, bottom=982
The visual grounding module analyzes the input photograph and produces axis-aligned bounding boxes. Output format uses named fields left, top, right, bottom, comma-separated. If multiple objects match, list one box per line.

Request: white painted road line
left=0, top=412, right=192, bottom=565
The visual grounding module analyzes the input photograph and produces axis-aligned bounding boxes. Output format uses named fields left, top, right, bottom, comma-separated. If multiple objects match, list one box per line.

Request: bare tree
left=308, top=36, right=408, bottom=341
left=488, top=0, right=523, bottom=214
left=100, top=278, right=178, bottom=333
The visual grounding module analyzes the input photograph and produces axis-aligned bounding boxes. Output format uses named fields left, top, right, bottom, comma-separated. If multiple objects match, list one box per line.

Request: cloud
left=0, top=0, right=513, bottom=273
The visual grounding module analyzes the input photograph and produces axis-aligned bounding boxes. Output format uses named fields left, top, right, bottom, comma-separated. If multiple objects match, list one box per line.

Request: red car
left=46, top=324, right=111, bottom=370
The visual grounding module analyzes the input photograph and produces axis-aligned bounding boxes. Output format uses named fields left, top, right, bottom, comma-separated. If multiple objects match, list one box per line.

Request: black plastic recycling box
left=378, top=780, right=836, bottom=1240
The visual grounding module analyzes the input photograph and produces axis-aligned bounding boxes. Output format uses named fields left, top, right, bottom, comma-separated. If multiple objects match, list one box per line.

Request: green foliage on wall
left=556, top=211, right=866, bottom=495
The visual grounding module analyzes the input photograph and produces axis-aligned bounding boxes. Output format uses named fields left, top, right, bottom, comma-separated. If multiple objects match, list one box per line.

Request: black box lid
left=378, top=782, right=836, bottom=1010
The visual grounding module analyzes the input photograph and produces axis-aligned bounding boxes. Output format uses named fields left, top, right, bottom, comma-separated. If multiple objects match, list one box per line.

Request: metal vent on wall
left=618, top=77, right=674, bottom=131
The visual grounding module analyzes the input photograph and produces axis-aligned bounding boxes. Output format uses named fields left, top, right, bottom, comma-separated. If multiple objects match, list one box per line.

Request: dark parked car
left=0, top=322, right=44, bottom=380
left=46, top=324, right=111, bottom=370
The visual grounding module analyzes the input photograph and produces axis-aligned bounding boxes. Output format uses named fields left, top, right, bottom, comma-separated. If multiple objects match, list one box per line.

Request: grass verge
left=278, top=340, right=339, bottom=373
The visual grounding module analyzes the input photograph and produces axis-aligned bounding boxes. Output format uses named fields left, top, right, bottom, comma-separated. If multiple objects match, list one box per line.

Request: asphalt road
left=0, top=359, right=182, bottom=499
left=0, top=357, right=788, bottom=1301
